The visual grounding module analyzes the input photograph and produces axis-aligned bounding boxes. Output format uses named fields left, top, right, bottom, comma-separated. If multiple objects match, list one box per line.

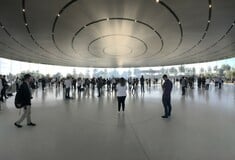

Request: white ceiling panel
left=0, top=0, right=234, bottom=67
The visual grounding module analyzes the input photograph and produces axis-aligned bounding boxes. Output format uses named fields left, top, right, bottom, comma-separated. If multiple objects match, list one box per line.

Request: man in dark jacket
left=161, top=75, right=173, bottom=118
left=140, top=75, right=145, bottom=93
left=0, top=75, right=8, bottom=101
left=97, top=77, right=103, bottom=97
left=14, top=74, right=36, bottom=128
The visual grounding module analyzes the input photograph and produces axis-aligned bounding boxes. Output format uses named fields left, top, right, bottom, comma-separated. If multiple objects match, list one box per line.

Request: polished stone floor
left=0, top=83, right=235, bottom=160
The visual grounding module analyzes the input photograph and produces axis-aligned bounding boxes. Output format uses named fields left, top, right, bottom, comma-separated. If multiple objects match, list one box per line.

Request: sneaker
left=14, top=122, right=22, bottom=128
left=161, top=115, right=168, bottom=118
left=27, top=122, right=36, bottom=126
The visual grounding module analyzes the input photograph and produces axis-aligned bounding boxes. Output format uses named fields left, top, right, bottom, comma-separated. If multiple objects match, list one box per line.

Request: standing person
left=0, top=75, right=3, bottom=102
left=15, top=77, right=21, bottom=91
left=14, top=74, right=36, bottom=128
left=201, top=76, right=206, bottom=88
left=41, top=77, right=46, bottom=91
left=218, top=77, right=223, bottom=89
left=140, top=75, right=145, bottom=93
left=161, top=75, right=173, bottom=118
left=148, top=78, right=151, bottom=87
left=197, top=76, right=202, bottom=88
left=205, top=77, right=210, bottom=90
left=64, top=76, right=72, bottom=99
left=0, top=75, right=2, bottom=109
left=116, top=78, right=127, bottom=112
left=111, top=78, right=117, bottom=93
left=72, top=78, right=77, bottom=90
left=55, top=77, right=59, bottom=88
left=97, top=77, right=103, bottom=97
left=77, top=77, right=82, bottom=92
left=1, top=75, right=8, bottom=101
left=181, top=76, right=187, bottom=95
left=91, top=77, right=96, bottom=90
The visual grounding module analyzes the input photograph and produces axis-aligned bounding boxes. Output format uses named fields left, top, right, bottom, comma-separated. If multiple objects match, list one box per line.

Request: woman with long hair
left=116, top=77, right=127, bottom=112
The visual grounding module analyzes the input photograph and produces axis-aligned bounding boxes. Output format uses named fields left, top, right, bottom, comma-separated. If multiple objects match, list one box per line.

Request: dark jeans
left=218, top=83, right=222, bottom=89
left=65, top=88, right=70, bottom=98
left=182, top=86, right=186, bottom=95
left=117, top=96, right=126, bottom=111
left=162, top=96, right=172, bottom=116
left=0, top=87, right=7, bottom=100
left=141, top=84, right=144, bottom=92
left=97, top=87, right=102, bottom=97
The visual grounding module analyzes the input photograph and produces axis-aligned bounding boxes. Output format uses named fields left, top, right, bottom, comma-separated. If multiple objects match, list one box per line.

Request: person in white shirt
left=205, top=77, right=210, bottom=90
left=64, top=76, right=72, bottom=99
left=116, top=77, right=127, bottom=112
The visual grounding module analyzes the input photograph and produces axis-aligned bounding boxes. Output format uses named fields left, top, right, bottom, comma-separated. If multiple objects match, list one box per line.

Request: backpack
left=14, top=89, right=23, bottom=109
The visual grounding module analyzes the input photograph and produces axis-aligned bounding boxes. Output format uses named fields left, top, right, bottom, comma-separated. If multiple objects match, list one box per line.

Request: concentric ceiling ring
left=71, top=17, right=163, bottom=59
left=52, top=0, right=182, bottom=59
left=87, top=34, right=148, bottom=58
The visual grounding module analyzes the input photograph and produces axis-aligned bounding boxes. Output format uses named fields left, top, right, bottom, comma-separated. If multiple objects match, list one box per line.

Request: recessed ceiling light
left=57, top=14, right=60, bottom=17
left=178, top=22, right=181, bottom=24
left=134, top=19, right=137, bottom=23
left=209, top=4, right=212, bottom=8
left=208, top=20, right=211, bottom=23
left=156, top=0, right=160, bottom=3
left=106, top=18, right=109, bottom=21
left=22, top=9, right=25, bottom=12
left=25, top=23, right=28, bottom=26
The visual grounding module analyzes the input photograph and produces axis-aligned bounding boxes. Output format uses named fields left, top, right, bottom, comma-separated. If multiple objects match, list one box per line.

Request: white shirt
left=116, top=83, right=127, bottom=97
left=64, top=79, right=71, bottom=88
left=206, top=78, right=210, bottom=85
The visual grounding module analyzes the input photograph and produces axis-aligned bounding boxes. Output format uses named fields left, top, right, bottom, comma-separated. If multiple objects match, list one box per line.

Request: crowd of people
left=0, top=73, right=227, bottom=127
left=178, top=75, right=224, bottom=95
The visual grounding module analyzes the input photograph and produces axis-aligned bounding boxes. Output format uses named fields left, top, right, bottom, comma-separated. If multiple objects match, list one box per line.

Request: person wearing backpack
left=14, top=74, right=36, bottom=128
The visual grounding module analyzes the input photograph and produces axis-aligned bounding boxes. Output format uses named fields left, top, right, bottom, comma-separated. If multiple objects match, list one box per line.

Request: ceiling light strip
left=188, top=19, right=235, bottom=57
left=0, top=41, right=38, bottom=62
left=159, top=1, right=183, bottom=52
left=0, top=21, right=48, bottom=60
left=170, top=27, right=235, bottom=63
left=167, top=0, right=213, bottom=61
left=21, top=0, right=69, bottom=63
left=51, top=0, right=78, bottom=56
left=182, top=42, right=235, bottom=63
left=0, top=48, right=35, bottom=63
left=172, top=0, right=212, bottom=60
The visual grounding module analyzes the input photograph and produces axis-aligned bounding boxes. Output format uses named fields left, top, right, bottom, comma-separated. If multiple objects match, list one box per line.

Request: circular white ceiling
left=0, top=0, right=234, bottom=67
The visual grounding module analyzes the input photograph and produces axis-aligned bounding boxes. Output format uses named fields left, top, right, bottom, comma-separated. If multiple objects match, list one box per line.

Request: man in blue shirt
left=161, top=74, right=173, bottom=118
